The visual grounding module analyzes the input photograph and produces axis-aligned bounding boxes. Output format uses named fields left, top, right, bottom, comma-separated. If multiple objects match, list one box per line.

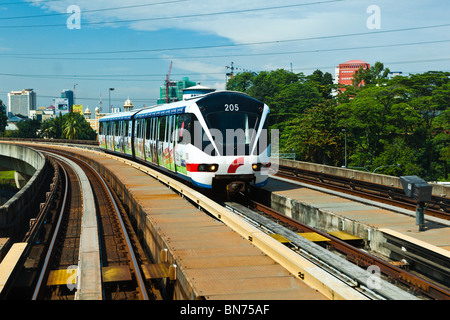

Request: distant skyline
left=0, top=0, right=449, bottom=112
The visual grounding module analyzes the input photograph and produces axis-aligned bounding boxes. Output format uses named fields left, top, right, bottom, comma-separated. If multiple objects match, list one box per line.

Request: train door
left=135, top=119, right=144, bottom=159
left=150, top=117, right=158, bottom=164
left=114, top=121, right=120, bottom=153
left=157, top=116, right=166, bottom=167
left=174, top=114, right=191, bottom=175
left=167, top=115, right=176, bottom=171
left=118, top=120, right=125, bottom=153
left=140, top=119, right=146, bottom=159
left=106, top=122, right=112, bottom=150
left=125, top=120, right=132, bottom=156
left=144, top=118, right=151, bottom=162
left=99, top=122, right=106, bottom=149
left=109, top=122, right=114, bottom=150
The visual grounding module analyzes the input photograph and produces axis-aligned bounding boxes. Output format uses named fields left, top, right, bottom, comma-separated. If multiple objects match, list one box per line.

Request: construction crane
left=165, top=61, right=173, bottom=103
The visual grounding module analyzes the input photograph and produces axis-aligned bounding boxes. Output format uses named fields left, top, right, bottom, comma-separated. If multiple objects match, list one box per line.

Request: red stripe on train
left=227, top=157, right=244, bottom=174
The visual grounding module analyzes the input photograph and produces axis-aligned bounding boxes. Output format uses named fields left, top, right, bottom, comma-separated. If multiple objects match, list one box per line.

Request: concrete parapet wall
left=0, top=144, right=48, bottom=237
left=278, top=159, right=450, bottom=197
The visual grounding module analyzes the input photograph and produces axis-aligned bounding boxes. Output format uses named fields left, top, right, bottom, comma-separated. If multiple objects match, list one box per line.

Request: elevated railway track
left=274, top=164, right=450, bottom=222
left=230, top=199, right=450, bottom=300
left=1, top=149, right=160, bottom=300
left=0, top=140, right=449, bottom=300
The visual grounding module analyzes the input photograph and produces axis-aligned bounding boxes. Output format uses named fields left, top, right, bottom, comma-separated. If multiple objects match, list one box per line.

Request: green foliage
left=4, top=112, right=97, bottom=141
left=0, top=100, right=7, bottom=133
left=41, top=112, right=97, bottom=140
left=227, top=65, right=450, bottom=180
left=8, top=118, right=41, bottom=138
left=281, top=99, right=342, bottom=165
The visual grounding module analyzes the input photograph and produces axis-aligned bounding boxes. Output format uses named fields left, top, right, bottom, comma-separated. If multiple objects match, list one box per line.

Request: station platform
left=263, top=175, right=450, bottom=287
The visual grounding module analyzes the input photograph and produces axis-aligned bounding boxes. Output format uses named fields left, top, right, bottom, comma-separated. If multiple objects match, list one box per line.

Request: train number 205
left=224, top=104, right=239, bottom=111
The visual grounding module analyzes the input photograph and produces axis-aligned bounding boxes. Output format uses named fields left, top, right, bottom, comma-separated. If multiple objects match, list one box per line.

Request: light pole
left=109, top=88, right=114, bottom=113
left=73, top=83, right=78, bottom=105
left=342, top=129, right=347, bottom=168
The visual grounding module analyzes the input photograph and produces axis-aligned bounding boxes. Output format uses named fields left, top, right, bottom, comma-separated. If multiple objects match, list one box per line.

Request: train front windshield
left=205, top=111, right=259, bottom=155
left=196, top=92, right=265, bottom=156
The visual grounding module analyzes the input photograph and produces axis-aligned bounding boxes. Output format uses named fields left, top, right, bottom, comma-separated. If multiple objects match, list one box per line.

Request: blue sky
left=0, top=0, right=449, bottom=112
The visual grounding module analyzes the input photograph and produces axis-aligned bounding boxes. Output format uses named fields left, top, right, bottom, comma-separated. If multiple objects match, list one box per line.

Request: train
left=98, top=91, right=272, bottom=195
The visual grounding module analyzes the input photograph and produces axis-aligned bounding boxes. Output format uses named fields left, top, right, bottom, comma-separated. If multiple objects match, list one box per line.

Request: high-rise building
left=7, top=89, right=36, bottom=118
left=334, top=60, right=370, bottom=93
left=61, top=89, right=74, bottom=112
left=158, top=77, right=197, bottom=104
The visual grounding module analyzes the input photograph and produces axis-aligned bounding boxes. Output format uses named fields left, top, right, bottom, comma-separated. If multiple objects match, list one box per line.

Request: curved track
left=4, top=148, right=158, bottom=300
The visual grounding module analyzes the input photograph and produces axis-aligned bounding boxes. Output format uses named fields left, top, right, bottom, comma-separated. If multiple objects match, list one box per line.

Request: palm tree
left=63, top=113, right=82, bottom=139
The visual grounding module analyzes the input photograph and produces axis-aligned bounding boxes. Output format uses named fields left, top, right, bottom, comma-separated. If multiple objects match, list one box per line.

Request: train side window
left=152, top=118, right=157, bottom=141
left=149, top=118, right=154, bottom=141
left=159, top=116, right=166, bottom=142
left=135, top=120, right=140, bottom=138
left=168, top=115, right=175, bottom=144
left=177, top=114, right=192, bottom=145
left=145, top=118, right=151, bottom=140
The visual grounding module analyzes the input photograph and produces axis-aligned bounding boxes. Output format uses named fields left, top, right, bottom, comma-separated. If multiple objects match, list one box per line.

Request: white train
left=98, top=91, right=271, bottom=194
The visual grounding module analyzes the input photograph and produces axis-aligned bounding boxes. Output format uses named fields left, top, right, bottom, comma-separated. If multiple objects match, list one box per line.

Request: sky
left=0, top=0, right=449, bottom=114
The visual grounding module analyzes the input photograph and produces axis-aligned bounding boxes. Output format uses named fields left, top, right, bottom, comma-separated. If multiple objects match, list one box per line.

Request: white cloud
left=28, top=0, right=360, bottom=44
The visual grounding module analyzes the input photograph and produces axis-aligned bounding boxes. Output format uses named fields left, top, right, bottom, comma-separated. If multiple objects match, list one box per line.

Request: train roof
left=134, top=99, right=189, bottom=119
left=98, top=91, right=259, bottom=122
left=99, top=109, right=141, bottom=122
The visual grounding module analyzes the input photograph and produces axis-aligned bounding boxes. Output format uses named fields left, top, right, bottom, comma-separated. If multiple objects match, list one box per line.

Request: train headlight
left=252, top=163, right=271, bottom=171
left=197, top=164, right=219, bottom=172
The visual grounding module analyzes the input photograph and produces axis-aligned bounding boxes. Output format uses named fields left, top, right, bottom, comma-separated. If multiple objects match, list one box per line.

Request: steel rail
left=31, top=158, right=69, bottom=300
left=250, top=200, right=450, bottom=300
left=83, top=159, right=150, bottom=300
left=49, top=151, right=150, bottom=301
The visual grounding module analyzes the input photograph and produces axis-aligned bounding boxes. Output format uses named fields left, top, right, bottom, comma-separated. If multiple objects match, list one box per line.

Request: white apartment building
left=7, top=89, right=36, bottom=118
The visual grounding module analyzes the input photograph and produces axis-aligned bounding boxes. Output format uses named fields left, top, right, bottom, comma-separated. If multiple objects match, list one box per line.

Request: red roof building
left=334, top=60, right=370, bottom=92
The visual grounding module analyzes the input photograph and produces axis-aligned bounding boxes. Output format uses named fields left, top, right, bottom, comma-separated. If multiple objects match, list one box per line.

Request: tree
left=40, top=114, right=63, bottom=139
left=62, top=112, right=86, bottom=139
left=0, top=100, right=7, bottom=133
left=226, top=71, right=256, bottom=92
left=337, top=85, right=408, bottom=166
left=227, top=69, right=324, bottom=126
left=352, top=61, right=390, bottom=88
left=306, top=69, right=334, bottom=99
left=431, top=108, right=450, bottom=180
left=281, top=100, right=342, bottom=165
left=41, top=112, right=96, bottom=140
left=12, top=118, right=40, bottom=138
left=338, top=70, right=450, bottom=180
